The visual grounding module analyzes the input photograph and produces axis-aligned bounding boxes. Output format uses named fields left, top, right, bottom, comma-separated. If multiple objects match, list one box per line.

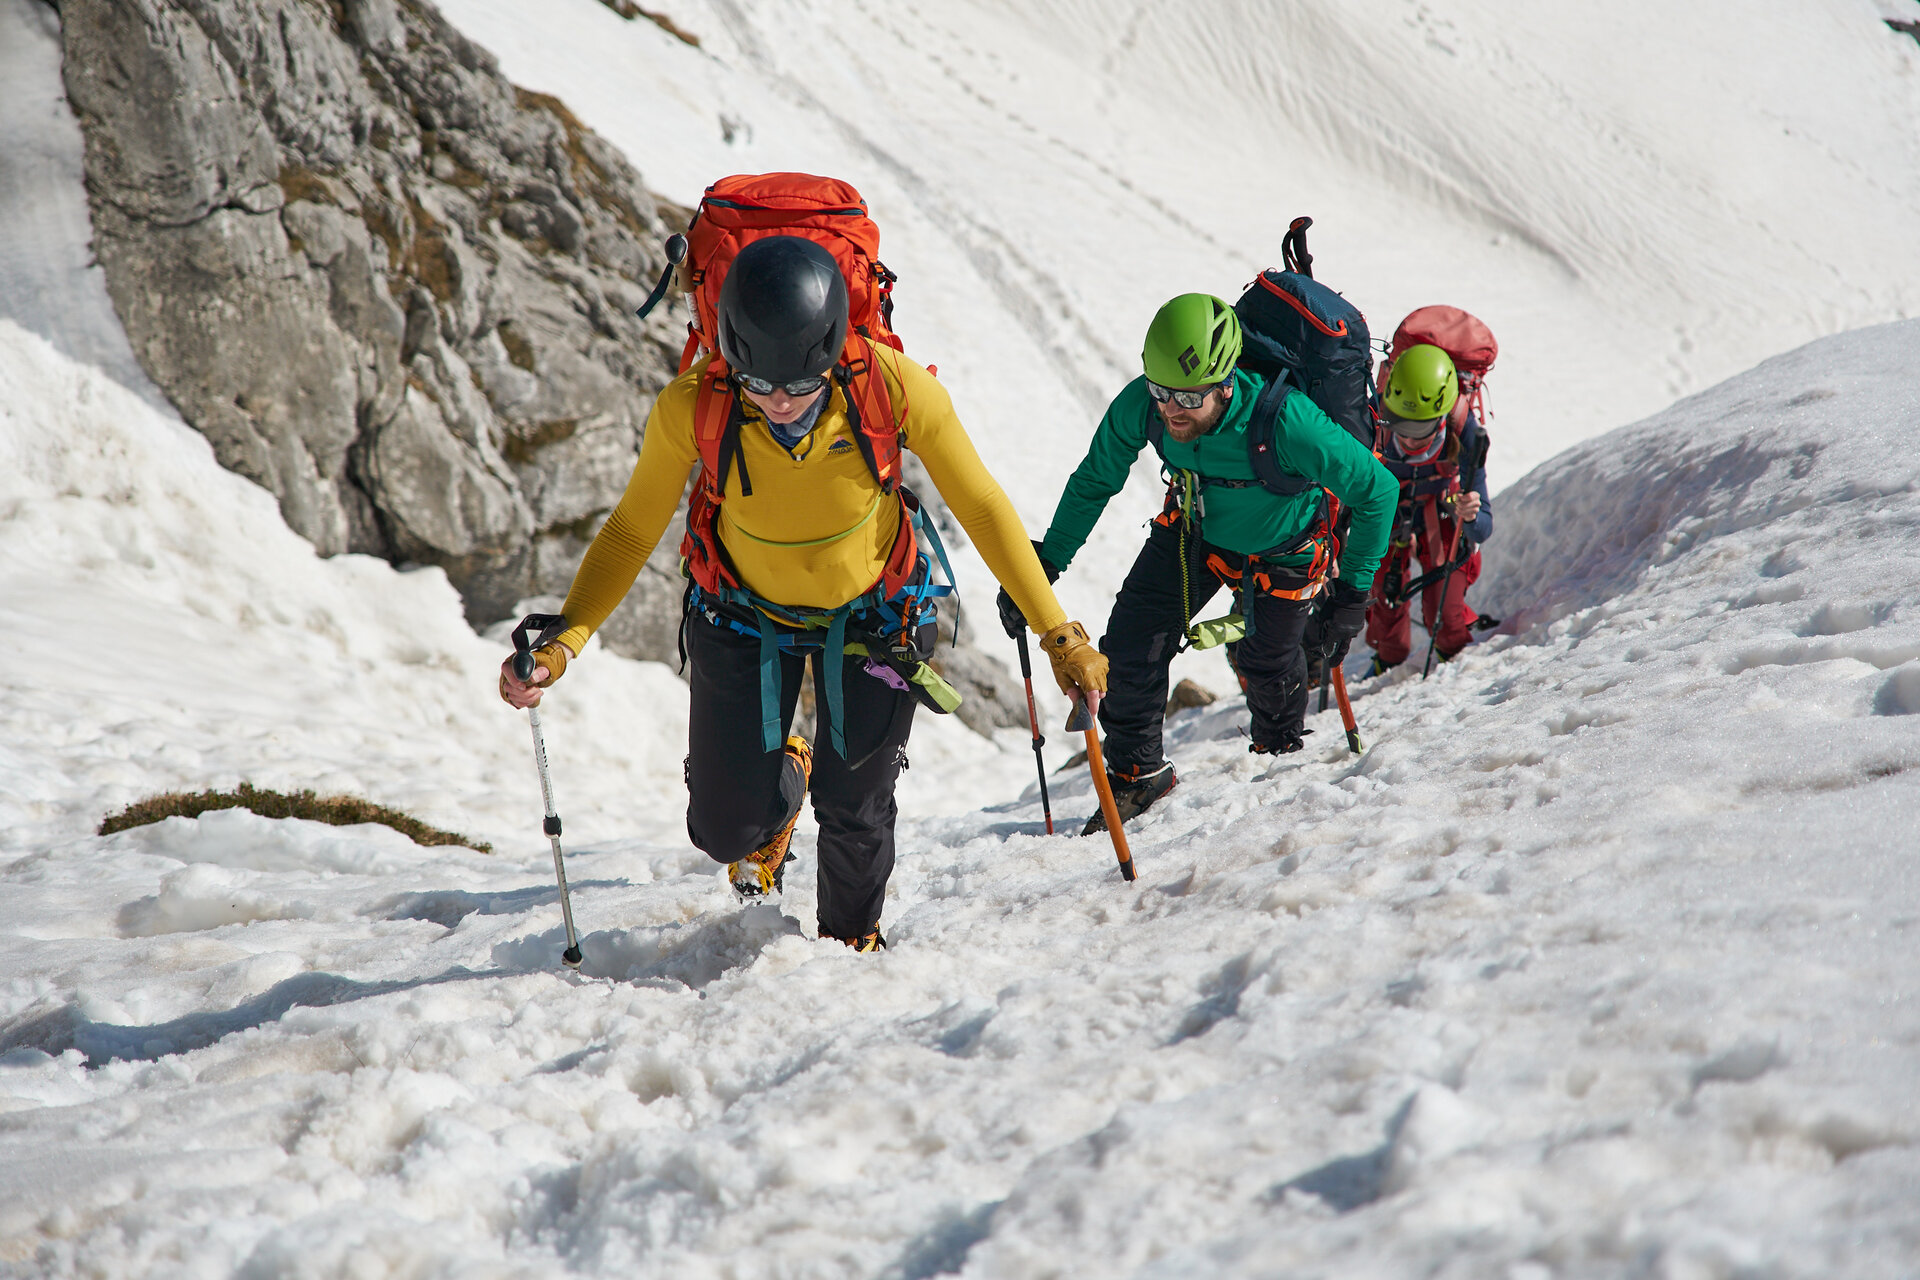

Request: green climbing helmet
left=1382, top=343, right=1459, bottom=426
left=1142, top=293, right=1242, bottom=388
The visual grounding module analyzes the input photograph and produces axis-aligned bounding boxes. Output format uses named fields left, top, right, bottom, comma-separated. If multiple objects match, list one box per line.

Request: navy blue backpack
left=1231, top=217, right=1378, bottom=462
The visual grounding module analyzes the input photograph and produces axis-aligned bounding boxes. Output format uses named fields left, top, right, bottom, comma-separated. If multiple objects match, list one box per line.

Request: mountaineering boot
left=835, top=930, right=887, bottom=953
left=1249, top=728, right=1309, bottom=756
left=729, top=735, right=813, bottom=898
left=1367, top=652, right=1395, bottom=678
left=1082, top=761, right=1176, bottom=835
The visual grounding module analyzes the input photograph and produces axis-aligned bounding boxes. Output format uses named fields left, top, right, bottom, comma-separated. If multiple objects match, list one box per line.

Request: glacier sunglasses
left=733, top=371, right=828, bottom=397
left=1145, top=377, right=1231, bottom=410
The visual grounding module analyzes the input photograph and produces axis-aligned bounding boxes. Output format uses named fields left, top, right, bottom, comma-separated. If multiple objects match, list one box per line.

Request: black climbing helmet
left=716, top=236, right=849, bottom=384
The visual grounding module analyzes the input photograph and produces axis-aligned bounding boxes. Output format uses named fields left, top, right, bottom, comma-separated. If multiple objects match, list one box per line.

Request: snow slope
left=433, top=0, right=1920, bottom=713
left=4, top=308, right=1918, bottom=1275
left=439, top=0, right=1920, bottom=547
left=4, top=1, right=1920, bottom=1275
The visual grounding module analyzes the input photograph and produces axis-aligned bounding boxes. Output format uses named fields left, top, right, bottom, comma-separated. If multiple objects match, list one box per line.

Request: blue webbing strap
left=823, top=610, right=849, bottom=757
left=757, top=614, right=783, bottom=753
left=912, top=503, right=958, bottom=600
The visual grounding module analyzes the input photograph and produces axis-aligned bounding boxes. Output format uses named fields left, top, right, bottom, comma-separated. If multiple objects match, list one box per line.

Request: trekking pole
left=1318, top=668, right=1331, bottom=715
left=1329, top=666, right=1363, bottom=754
left=1421, top=523, right=1471, bottom=678
left=512, top=614, right=583, bottom=969
left=1014, top=631, right=1055, bottom=834
left=1067, top=692, right=1135, bottom=881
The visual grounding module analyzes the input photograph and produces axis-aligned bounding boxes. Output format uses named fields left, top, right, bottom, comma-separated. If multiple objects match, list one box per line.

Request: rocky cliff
left=52, top=0, right=1024, bottom=733
left=56, top=0, right=693, bottom=657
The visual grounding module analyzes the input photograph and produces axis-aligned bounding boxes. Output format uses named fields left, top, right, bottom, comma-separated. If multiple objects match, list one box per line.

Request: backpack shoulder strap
left=693, top=360, right=752, bottom=499
left=1144, top=406, right=1167, bottom=461
left=836, top=335, right=903, bottom=494
left=1245, top=373, right=1314, bottom=497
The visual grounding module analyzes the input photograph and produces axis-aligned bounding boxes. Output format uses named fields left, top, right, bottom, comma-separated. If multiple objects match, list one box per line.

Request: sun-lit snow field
left=5, top=308, right=1919, bottom=1276
left=439, top=0, right=1920, bottom=649
left=4, top=0, right=1920, bottom=1275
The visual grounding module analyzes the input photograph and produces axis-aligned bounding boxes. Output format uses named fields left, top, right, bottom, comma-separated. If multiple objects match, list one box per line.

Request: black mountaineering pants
left=1099, top=517, right=1315, bottom=772
left=684, top=612, right=920, bottom=942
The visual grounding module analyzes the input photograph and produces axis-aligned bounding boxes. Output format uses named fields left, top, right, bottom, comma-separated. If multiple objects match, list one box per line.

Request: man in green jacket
left=1005, top=293, right=1398, bottom=830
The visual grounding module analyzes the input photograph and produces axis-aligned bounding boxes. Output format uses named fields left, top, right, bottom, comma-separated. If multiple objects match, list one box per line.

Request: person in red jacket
left=1366, top=343, right=1493, bottom=672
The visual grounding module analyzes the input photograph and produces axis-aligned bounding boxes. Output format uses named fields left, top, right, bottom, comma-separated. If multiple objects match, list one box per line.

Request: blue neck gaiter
left=765, top=392, right=829, bottom=451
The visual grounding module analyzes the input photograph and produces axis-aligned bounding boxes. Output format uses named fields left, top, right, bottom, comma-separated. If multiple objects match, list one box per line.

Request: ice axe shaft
left=1014, top=632, right=1054, bottom=834
left=1067, top=692, right=1134, bottom=881
left=512, top=613, right=584, bottom=969
left=1330, top=666, right=1362, bottom=755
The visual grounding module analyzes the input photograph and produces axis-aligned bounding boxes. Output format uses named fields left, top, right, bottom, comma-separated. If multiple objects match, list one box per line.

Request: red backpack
left=1383, top=306, right=1498, bottom=425
left=671, top=173, right=924, bottom=600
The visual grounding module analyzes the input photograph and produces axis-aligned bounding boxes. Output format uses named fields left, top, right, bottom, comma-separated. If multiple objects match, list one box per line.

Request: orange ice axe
left=1330, top=665, right=1363, bottom=755
left=1067, top=691, right=1135, bottom=882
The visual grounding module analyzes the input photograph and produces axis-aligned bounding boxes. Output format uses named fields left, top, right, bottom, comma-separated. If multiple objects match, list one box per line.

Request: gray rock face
left=58, top=0, right=683, bottom=630
left=56, top=0, right=1025, bottom=732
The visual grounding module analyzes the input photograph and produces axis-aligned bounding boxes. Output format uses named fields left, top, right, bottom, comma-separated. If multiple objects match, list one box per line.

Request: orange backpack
left=671, top=173, right=925, bottom=599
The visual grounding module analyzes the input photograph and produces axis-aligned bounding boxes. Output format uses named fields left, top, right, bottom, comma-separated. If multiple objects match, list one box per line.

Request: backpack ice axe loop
left=1067, top=691, right=1135, bottom=881
left=633, top=233, right=689, bottom=322
left=512, top=613, right=584, bottom=968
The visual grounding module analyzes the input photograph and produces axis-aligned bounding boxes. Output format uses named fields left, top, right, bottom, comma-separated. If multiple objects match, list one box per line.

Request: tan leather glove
left=1040, top=620, right=1108, bottom=698
left=498, top=642, right=569, bottom=704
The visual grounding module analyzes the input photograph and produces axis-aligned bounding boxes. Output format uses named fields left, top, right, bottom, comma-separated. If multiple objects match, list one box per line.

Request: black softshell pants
left=1099, top=517, right=1315, bottom=772
left=684, top=613, right=919, bottom=941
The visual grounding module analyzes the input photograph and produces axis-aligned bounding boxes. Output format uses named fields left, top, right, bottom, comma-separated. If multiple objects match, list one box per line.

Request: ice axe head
left=1064, top=689, right=1102, bottom=733
left=511, top=612, right=569, bottom=684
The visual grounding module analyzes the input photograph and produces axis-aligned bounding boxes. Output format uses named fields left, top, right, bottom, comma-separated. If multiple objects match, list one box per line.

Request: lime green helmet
left=1382, top=343, right=1459, bottom=425
left=1142, top=293, right=1242, bottom=387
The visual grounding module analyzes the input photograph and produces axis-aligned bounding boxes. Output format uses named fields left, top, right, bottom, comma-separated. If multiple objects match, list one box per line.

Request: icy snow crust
left=4, top=309, right=1919, bottom=1273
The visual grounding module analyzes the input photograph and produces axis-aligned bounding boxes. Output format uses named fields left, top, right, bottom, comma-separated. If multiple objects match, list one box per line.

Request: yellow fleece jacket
left=554, top=347, right=1066, bottom=656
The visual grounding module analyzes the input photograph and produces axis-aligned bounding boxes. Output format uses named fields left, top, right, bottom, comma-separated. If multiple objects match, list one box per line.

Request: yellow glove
left=1040, top=620, right=1108, bottom=698
left=498, top=642, right=569, bottom=705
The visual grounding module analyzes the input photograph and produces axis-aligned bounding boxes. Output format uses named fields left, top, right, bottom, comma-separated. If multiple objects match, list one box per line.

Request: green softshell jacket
left=1040, top=368, right=1398, bottom=591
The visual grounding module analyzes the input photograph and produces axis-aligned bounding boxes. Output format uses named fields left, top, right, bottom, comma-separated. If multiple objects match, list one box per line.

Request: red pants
left=1366, top=507, right=1481, bottom=666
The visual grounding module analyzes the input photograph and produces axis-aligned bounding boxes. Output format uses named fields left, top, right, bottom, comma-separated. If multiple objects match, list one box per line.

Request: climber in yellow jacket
left=500, top=235, right=1104, bottom=950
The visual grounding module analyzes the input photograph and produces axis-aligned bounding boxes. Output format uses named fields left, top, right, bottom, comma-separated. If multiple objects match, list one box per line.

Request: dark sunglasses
left=733, top=372, right=828, bottom=397
left=1146, top=378, right=1228, bottom=410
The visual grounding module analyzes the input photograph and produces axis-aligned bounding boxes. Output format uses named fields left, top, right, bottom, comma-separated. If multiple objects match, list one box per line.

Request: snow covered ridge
left=1482, top=316, right=1920, bottom=653
left=3, top=319, right=1919, bottom=1274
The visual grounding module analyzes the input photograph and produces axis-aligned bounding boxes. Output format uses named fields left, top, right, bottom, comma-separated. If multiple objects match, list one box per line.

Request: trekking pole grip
left=510, top=612, right=568, bottom=685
